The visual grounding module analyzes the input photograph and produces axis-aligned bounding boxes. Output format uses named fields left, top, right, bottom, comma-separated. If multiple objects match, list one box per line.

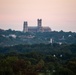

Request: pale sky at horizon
left=0, top=0, right=76, bottom=32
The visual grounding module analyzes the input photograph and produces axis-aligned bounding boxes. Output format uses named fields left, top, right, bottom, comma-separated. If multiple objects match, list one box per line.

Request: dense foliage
left=0, top=29, right=76, bottom=46
left=0, top=43, right=76, bottom=75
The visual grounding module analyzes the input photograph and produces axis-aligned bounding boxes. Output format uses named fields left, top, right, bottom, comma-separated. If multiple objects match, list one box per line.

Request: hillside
left=0, top=29, right=76, bottom=46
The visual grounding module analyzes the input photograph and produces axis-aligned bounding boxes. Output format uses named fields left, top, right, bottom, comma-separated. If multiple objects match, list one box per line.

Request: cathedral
left=23, top=19, right=51, bottom=32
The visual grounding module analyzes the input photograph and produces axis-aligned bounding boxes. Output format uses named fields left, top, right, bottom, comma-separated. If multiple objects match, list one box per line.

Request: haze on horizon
left=0, top=0, right=76, bottom=32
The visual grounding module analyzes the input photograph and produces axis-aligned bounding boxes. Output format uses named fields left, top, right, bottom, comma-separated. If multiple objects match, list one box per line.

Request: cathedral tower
left=37, top=19, right=42, bottom=28
left=23, top=21, right=28, bottom=32
left=37, top=19, right=42, bottom=32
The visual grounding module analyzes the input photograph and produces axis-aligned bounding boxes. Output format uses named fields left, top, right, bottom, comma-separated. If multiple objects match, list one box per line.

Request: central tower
left=37, top=19, right=42, bottom=32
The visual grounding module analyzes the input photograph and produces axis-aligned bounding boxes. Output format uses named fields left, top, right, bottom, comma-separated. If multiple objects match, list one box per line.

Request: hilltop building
left=23, top=19, right=51, bottom=32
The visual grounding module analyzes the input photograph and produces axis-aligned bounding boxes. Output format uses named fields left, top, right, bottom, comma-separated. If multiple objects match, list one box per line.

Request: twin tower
left=23, top=19, right=51, bottom=32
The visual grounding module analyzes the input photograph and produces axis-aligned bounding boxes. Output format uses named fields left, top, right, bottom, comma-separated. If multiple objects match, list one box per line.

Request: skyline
left=0, top=0, right=76, bottom=32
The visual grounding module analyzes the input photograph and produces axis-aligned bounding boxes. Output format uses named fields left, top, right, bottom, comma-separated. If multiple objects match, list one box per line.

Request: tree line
left=0, top=43, right=76, bottom=75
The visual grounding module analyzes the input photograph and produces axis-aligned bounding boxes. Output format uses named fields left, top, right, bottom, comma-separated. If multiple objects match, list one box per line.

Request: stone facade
left=23, top=19, right=51, bottom=32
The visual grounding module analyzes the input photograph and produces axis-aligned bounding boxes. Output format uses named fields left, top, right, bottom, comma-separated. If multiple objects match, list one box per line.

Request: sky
left=0, top=0, right=76, bottom=32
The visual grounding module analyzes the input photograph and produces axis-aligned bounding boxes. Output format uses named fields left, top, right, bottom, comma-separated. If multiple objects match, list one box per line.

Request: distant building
left=23, top=19, right=51, bottom=32
left=9, top=34, right=16, bottom=38
left=49, top=38, right=53, bottom=44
